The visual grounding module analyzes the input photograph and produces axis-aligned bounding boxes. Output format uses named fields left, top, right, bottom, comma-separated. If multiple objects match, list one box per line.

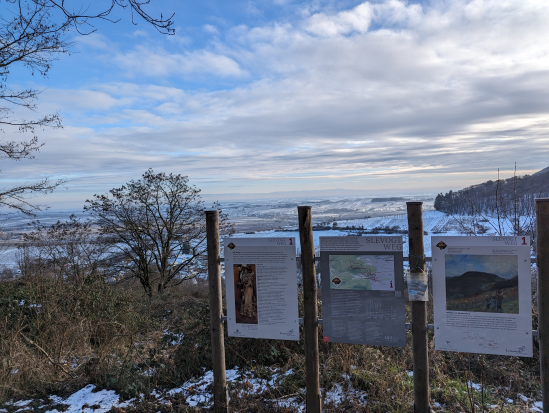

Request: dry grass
left=0, top=273, right=542, bottom=412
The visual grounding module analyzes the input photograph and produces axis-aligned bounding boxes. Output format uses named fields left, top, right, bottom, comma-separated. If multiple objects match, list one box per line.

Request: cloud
left=41, top=89, right=129, bottom=111
left=203, top=24, right=219, bottom=34
left=3, top=0, right=549, bottom=203
left=304, top=3, right=374, bottom=36
left=75, top=33, right=110, bottom=50
left=113, top=46, right=245, bottom=77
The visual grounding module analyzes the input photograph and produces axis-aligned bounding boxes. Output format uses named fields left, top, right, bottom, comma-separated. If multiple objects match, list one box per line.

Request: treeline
left=434, top=167, right=549, bottom=216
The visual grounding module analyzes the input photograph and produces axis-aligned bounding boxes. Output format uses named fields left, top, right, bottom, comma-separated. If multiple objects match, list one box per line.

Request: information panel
left=432, top=236, right=532, bottom=356
left=224, top=237, right=300, bottom=341
left=320, top=236, right=406, bottom=347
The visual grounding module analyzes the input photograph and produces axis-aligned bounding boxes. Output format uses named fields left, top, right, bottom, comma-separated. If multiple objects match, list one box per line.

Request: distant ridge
left=533, top=165, right=549, bottom=176
left=371, top=197, right=405, bottom=203
left=201, top=189, right=434, bottom=201
left=446, top=271, right=518, bottom=300
left=434, top=166, right=549, bottom=215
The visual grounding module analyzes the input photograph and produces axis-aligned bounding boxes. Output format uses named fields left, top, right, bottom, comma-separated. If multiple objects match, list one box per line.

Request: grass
left=447, top=286, right=519, bottom=313
left=0, top=272, right=542, bottom=412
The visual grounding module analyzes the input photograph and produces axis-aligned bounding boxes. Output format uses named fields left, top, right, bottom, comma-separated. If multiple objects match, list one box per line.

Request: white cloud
left=113, top=46, right=245, bottom=77
left=41, top=89, right=128, bottom=111
left=203, top=24, right=219, bottom=34
left=4, top=0, right=549, bottom=202
left=304, top=3, right=373, bottom=36
left=75, top=33, right=110, bottom=50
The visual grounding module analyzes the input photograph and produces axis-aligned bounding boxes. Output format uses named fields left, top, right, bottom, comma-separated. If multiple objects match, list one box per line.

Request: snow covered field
left=230, top=210, right=520, bottom=258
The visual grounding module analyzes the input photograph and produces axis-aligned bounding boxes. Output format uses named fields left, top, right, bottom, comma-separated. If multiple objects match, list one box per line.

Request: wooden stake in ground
left=536, top=198, right=549, bottom=413
left=206, top=210, right=228, bottom=413
left=298, top=206, right=322, bottom=413
left=406, top=202, right=430, bottom=413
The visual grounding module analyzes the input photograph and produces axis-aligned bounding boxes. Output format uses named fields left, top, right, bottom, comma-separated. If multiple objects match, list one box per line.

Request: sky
left=3, top=0, right=549, bottom=208
left=445, top=254, right=518, bottom=279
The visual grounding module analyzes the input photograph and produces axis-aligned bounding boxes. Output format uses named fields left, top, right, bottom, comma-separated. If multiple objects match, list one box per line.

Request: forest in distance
left=434, top=166, right=549, bottom=217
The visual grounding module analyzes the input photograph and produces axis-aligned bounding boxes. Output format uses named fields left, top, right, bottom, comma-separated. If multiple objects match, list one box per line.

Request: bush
left=0, top=274, right=154, bottom=400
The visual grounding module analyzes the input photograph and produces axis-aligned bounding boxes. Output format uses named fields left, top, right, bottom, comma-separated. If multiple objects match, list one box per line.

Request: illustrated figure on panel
left=239, top=265, right=257, bottom=319
left=496, top=290, right=504, bottom=311
left=485, top=295, right=492, bottom=310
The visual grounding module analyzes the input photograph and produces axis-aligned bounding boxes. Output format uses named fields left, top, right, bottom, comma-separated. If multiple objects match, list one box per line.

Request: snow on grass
left=468, top=381, right=482, bottom=391
left=267, top=396, right=305, bottom=412
left=3, top=366, right=543, bottom=411
left=166, top=369, right=214, bottom=407
left=162, top=367, right=296, bottom=407
left=532, top=401, right=543, bottom=412
left=44, top=385, right=134, bottom=413
left=324, top=383, right=345, bottom=405
left=323, top=374, right=368, bottom=408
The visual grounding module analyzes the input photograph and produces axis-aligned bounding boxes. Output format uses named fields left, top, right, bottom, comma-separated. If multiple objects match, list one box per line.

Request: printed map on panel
left=329, top=255, right=395, bottom=291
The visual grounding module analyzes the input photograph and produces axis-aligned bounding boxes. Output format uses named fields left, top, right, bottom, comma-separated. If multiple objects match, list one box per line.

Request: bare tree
left=18, top=214, right=115, bottom=286
left=1, top=0, right=175, bottom=215
left=85, top=169, right=233, bottom=296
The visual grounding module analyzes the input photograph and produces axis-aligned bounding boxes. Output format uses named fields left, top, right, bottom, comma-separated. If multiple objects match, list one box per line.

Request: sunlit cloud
left=3, top=0, right=549, bottom=207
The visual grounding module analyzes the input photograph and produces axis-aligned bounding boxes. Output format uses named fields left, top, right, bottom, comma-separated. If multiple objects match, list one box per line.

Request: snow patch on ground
left=2, top=368, right=544, bottom=412
left=44, top=385, right=133, bottom=413
left=323, top=374, right=367, bottom=407
left=162, top=367, right=295, bottom=407
left=468, top=381, right=482, bottom=391
left=267, top=396, right=305, bottom=412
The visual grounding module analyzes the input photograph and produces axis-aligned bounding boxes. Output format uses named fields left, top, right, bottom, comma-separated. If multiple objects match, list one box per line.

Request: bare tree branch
left=0, top=174, right=67, bottom=216
left=0, top=0, right=175, bottom=215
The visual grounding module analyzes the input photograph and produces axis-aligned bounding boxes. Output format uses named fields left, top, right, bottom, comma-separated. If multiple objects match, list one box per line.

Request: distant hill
left=371, top=197, right=405, bottom=203
left=533, top=165, right=549, bottom=176
left=446, top=271, right=518, bottom=300
left=434, top=166, right=549, bottom=216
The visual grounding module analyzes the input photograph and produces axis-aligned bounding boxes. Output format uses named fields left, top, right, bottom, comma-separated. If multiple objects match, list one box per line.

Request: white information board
left=432, top=236, right=532, bottom=356
left=224, top=237, right=300, bottom=341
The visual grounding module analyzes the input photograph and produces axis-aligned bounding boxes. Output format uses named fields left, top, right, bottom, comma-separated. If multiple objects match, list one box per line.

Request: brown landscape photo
left=445, top=254, right=519, bottom=314
left=234, top=264, right=258, bottom=324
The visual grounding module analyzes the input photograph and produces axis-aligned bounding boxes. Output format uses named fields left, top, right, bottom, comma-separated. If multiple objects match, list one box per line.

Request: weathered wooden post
left=537, top=198, right=549, bottom=412
left=406, top=202, right=430, bottom=413
left=298, top=206, right=322, bottom=413
left=206, top=210, right=228, bottom=413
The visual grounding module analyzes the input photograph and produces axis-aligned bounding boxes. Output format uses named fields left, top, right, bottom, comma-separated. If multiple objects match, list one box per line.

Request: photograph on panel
left=233, top=264, right=258, bottom=324
left=445, top=254, right=519, bottom=314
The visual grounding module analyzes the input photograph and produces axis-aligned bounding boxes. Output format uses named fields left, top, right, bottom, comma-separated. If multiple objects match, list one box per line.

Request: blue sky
left=445, top=254, right=518, bottom=279
left=3, top=0, right=549, bottom=208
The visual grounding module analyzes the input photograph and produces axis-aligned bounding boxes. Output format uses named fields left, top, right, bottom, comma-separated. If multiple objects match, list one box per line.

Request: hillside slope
left=434, top=166, right=549, bottom=216
left=446, top=271, right=518, bottom=300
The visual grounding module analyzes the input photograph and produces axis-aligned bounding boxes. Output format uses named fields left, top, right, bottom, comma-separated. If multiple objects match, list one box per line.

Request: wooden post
left=537, top=198, right=549, bottom=412
left=206, top=210, right=228, bottom=413
left=406, top=202, right=430, bottom=413
left=298, top=206, right=322, bottom=413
